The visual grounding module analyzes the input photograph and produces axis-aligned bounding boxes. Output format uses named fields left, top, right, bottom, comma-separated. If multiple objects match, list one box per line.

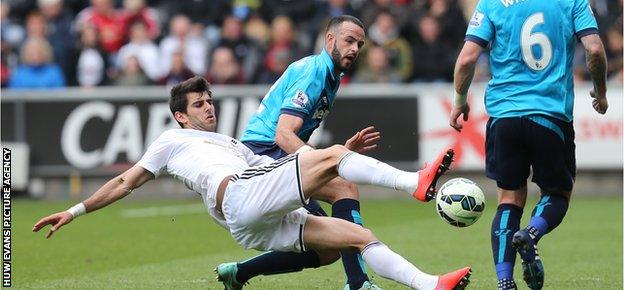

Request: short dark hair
left=325, top=15, right=364, bottom=34
left=169, top=76, right=212, bottom=126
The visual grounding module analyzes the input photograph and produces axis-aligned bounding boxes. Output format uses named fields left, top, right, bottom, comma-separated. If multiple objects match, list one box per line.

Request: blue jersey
left=241, top=49, right=341, bottom=144
left=466, top=0, right=598, bottom=122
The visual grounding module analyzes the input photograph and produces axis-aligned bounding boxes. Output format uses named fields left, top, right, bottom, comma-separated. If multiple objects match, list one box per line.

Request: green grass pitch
left=14, top=196, right=622, bottom=289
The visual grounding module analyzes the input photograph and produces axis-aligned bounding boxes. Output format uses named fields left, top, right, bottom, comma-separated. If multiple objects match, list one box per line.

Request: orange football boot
left=435, top=266, right=471, bottom=290
left=413, top=148, right=455, bottom=202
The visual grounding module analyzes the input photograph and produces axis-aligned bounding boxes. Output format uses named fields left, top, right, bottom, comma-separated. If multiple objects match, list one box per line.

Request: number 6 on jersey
left=521, top=12, right=552, bottom=70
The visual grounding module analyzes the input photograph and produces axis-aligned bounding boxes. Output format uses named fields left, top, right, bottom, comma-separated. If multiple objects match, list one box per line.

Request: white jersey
left=136, top=129, right=274, bottom=226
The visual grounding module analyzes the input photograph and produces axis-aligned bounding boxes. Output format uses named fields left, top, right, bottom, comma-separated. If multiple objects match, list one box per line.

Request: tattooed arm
left=580, top=34, right=608, bottom=114
left=450, top=41, right=483, bottom=131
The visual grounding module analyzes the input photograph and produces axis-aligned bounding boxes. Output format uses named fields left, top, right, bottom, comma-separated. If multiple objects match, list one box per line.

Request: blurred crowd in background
left=1, top=0, right=622, bottom=89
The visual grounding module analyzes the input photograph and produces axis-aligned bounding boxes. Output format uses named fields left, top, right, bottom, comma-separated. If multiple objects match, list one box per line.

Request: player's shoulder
left=143, top=129, right=181, bottom=152
left=160, top=128, right=187, bottom=137
left=155, top=128, right=178, bottom=139
left=478, top=0, right=534, bottom=12
left=151, top=129, right=187, bottom=145
left=163, top=129, right=241, bottom=146
left=287, top=54, right=328, bottom=79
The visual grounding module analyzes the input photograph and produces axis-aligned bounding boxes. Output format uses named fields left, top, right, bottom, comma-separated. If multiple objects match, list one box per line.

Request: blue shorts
left=485, top=115, right=576, bottom=192
left=242, top=141, right=290, bottom=160
left=242, top=141, right=328, bottom=216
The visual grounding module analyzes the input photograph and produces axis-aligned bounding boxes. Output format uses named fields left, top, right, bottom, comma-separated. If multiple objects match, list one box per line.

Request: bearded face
left=328, top=22, right=365, bottom=72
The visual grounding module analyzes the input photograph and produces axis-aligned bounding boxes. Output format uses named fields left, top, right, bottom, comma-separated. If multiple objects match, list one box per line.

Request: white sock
left=337, top=151, right=419, bottom=194
left=361, top=241, right=438, bottom=290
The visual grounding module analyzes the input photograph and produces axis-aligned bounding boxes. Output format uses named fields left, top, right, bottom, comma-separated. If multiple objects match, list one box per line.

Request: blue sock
left=332, top=199, right=369, bottom=289
left=527, top=194, right=569, bottom=242
left=236, top=250, right=320, bottom=283
left=491, top=203, right=523, bottom=280
left=304, top=199, right=328, bottom=217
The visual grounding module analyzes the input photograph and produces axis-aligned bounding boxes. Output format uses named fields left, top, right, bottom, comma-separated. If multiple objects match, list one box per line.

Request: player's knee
left=314, top=145, right=347, bottom=163
left=325, top=145, right=350, bottom=170
left=314, top=145, right=349, bottom=171
left=498, top=197, right=524, bottom=208
left=498, top=188, right=527, bottom=208
left=353, top=228, right=377, bottom=250
left=328, top=144, right=349, bottom=157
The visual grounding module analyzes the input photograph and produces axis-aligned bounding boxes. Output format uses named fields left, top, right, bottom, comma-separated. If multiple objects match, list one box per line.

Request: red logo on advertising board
left=423, top=97, right=489, bottom=165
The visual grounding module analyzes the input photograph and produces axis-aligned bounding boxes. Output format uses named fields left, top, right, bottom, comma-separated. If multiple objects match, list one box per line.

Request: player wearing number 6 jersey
left=449, top=0, right=608, bottom=289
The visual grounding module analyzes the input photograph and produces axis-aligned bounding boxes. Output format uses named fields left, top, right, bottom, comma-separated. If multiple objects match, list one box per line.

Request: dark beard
left=331, top=42, right=346, bottom=72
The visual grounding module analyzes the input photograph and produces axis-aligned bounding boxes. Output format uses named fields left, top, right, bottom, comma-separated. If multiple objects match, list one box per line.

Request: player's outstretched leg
left=294, top=147, right=466, bottom=289
left=361, top=241, right=471, bottom=290
left=298, top=145, right=454, bottom=202
left=303, top=215, right=471, bottom=290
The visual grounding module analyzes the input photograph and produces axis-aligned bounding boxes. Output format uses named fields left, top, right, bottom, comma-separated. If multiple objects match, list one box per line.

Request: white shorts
left=221, top=154, right=310, bottom=252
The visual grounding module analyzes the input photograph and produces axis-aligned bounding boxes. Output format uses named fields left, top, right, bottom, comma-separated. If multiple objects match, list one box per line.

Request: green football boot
left=214, top=262, right=245, bottom=290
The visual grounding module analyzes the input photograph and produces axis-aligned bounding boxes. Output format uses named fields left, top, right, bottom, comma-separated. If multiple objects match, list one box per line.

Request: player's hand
left=590, top=89, right=608, bottom=114
left=345, top=126, right=381, bottom=154
left=450, top=103, right=470, bottom=132
left=32, top=211, right=74, bottom=239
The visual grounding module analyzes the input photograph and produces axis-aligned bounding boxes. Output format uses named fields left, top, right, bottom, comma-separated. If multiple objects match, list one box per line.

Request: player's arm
left=450, top=41, right=483, bottom=131
left=32, top=165, right=154, bottom=238
left=275, top=114, right=381, bottom=154
left=580, top=33, right=608, bottom=114
left=275, top=113, right=310, bottom=154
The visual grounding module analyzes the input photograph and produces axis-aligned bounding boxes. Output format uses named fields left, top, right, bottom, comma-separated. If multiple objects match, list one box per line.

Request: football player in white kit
left=33, top=77, right=471, bottom=290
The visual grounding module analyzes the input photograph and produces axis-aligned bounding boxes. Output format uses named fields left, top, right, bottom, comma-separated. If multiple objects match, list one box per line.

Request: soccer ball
left=435, top=178, right=485, bottom=227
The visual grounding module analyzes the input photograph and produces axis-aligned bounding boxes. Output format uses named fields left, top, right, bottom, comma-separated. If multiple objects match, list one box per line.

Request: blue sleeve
left=465, top=0, right=493, bottom=47
left=280, top=66, right=323, bottom=118
left=573, top=0, right=599, bottom=38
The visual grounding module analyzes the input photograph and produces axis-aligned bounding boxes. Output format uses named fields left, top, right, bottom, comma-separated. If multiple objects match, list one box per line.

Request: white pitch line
left=178, top=279, right=209, bottom=283
left=120, top=204, right=206, bottom=218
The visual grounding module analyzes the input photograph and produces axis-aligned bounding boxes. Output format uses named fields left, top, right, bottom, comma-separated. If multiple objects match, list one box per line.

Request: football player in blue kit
left=219, top=15, right=381, bottom=290
left=217, top=14, right=454, bottom=290
left=449, top=0, right=608, bottom=289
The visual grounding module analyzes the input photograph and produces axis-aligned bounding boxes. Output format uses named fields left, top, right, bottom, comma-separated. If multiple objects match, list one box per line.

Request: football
left=435, top=178, right=485, bottom=227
